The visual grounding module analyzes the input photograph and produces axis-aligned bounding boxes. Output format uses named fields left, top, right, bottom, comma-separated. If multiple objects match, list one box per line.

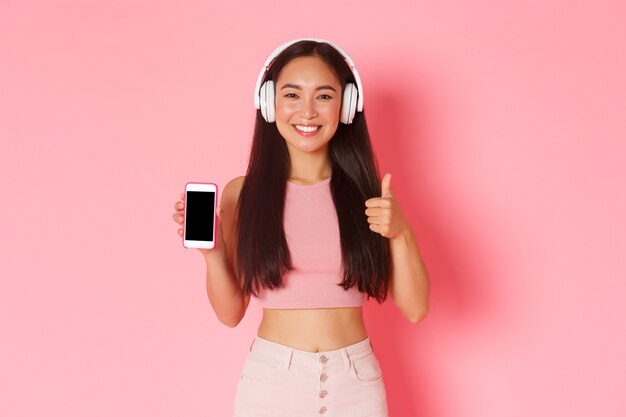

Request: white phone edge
left=183, top=182, right=217, bottom=249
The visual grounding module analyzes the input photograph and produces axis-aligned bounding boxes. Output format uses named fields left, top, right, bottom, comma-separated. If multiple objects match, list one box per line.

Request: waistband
left=248, top=335, right=375, bottom=373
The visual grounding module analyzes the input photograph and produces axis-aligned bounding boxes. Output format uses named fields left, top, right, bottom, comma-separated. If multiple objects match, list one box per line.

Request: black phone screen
left=185, top=191, right=215, bottom=241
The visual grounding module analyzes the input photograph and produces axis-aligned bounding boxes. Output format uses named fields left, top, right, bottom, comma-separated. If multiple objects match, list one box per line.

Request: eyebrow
left=280, top=83, right=337, bottom=92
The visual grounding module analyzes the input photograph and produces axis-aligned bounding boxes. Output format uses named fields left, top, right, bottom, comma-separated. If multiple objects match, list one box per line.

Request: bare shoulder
left=220, top=175, right=245, bottom=206
left=218, top=175, right=245, bottom=232
left=226, top=175, right=246, bottom=188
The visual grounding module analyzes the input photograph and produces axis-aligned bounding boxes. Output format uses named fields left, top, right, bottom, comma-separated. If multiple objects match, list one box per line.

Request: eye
left=284, top=93, right=298, bottom=98
left=318, top=94, right=333, bottom=100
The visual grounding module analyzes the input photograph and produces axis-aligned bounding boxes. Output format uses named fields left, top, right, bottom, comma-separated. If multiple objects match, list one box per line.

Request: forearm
left=389, top=228, right=430, bottom=323
left=203, top=251, right=245, bottom=327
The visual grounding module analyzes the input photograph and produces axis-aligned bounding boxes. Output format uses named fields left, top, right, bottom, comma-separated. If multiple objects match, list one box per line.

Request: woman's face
left=274, top=55, right=342, bottom=156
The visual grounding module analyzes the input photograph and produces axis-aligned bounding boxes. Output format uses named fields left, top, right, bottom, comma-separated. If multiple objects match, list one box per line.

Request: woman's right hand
left=173, top=192, right=226, bottom=257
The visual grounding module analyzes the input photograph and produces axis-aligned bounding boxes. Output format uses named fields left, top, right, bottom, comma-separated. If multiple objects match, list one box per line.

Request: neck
left=287, top=146, right=332, bottom=183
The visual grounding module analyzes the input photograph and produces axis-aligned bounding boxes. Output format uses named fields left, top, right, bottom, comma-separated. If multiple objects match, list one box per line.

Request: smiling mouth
left=292, top=124, right=321, bottom=133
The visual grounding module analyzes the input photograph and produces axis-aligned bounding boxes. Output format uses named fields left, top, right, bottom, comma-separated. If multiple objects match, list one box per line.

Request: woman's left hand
left=364, top=173, right=412, bottom=240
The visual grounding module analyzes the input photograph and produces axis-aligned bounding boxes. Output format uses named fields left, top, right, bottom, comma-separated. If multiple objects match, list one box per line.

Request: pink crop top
left=255, top=177, right=366, bottom=309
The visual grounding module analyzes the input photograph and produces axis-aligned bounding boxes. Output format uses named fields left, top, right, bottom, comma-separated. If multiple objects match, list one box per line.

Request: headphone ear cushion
left=259, top=80, right=276, bottom=122
left=265, top=80, right=275, bottom=123
left=340, top=83, right=358, bottom=124
left=259, top=81, right=268, bottom=122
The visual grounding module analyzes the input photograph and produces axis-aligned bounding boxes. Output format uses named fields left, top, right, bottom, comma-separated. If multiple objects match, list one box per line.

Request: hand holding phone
left=172, top=182, right=223, bottom=253
left=173, top=192, right=222, bottom=256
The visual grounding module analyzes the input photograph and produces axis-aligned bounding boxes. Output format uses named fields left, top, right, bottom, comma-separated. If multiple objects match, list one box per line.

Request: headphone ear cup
left=259, top=81, right=268, bottom=122
left=265, top=80, right=275, bottom=123
left=259, top=80, right=276, bottom=122
left=340, top=83, right=358, bottom=124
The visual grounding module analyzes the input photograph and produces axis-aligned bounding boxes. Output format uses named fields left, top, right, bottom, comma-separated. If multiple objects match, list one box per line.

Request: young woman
left=172, top=38, right=430, bottom=417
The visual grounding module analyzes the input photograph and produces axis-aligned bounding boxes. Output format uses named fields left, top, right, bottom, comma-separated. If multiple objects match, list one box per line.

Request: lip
left=292, top=124, right=321, bottom=137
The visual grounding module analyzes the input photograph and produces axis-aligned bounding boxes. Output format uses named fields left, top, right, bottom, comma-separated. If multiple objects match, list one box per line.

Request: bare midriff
left=257, top=307, right=368, bottom=352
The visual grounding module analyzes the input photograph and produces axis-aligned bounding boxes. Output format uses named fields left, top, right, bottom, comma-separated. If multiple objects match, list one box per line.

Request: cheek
left=275, top=99, right=298, bottom=118
left=325, top=123, right=339, bottom=138
left=275, top=102, right=292, bottom=135
left=324, top=101, right=341, bottom=122
left=274, top=116, right=292, bottom=139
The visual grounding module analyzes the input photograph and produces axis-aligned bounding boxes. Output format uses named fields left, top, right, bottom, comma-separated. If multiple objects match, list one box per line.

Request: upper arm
left=219, top=176, right=251, bottom=309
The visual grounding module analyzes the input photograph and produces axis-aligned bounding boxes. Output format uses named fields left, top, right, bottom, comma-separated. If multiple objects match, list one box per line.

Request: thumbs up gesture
left=364, top=173, right=410, bottom=240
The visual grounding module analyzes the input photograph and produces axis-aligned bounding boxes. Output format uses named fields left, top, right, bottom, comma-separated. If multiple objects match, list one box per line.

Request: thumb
left=214, top=205, right=222, bottom=234
left=381, top=173, right=392, bottom=198
left=214, top=206, right=226, bottom=245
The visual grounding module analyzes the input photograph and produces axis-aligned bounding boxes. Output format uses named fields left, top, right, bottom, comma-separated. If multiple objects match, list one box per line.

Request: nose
left=299, top=97, right=319, bottom=120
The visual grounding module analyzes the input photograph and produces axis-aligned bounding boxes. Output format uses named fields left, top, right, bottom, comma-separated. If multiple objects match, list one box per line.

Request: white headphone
left=254, top=38, right=364, bottom=124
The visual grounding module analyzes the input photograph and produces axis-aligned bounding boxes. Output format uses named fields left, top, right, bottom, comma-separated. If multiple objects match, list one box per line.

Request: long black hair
left=236, top=40, right=389, bottom=303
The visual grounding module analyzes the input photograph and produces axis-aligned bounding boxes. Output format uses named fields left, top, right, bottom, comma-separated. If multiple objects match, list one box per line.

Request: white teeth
left=294, top=125, right=320, bottom=133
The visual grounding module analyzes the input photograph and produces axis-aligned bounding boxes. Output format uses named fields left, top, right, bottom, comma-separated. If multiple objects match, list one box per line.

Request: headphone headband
left=253, top=38, right=364, bottom=113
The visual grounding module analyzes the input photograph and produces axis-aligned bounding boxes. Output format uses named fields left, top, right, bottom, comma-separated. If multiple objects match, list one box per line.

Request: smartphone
left=183, top=182, right=218, bottom=249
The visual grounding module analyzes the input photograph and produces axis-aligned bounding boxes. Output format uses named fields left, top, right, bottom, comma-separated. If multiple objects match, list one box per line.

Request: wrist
left=203, top=247, right=226, bottom=262
left=392, top=225, right=414, bottom=243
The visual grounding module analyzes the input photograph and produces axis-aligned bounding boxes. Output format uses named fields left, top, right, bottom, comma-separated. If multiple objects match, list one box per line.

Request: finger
left=365, top=198, right=390, bottom=208
left=366, top=216, right=379, bottom=224
left=365, top=207, right=384, bottom=217
left=215, top=217, right=226, bottom=246
left=381, top=173, right=392, bottom=198
left=369, top=223, right=382, bottom=234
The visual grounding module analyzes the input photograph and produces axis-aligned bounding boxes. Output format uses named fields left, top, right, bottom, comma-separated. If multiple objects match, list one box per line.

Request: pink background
left=1, top=1, right=625, bottom=416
